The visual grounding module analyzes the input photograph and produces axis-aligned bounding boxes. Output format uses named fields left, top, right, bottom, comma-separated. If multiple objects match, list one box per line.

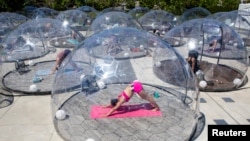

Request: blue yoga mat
left=32, top=76, right=43, bottom=83
left=36, top=69, right=51, bottom=76
left=67, top=39, right=79, bottom=45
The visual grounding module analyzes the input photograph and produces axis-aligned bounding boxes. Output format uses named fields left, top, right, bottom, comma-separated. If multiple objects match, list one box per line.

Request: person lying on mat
left=52, top=49, right=80, bottom=73
left=102, top=80, right=160, bottom=117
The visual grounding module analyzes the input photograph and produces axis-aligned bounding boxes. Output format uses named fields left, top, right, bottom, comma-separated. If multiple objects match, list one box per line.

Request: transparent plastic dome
left=164, top=18, right=248, bottom=91
left=0, top=17, right=15, bottom=43
left=0, top=12, right=28, bottom=26
left=76, top=6, right=98, bottom=19
left=97, top=7, right=125, bottom=17
left=235, top=9, right=250, bottom=46
left=0, top=12, right=28, bottom=43
left=1, top=26, right=48, bottom=62
left=180, top=7, right=211, bottom=23
left=0, top=18, right=84, bottom=95
left=0, top=18, right=84, bottom=62
left=138, top=10, right=178, bottom=36
left=56, top=9, right=91, bottom=31
left=87, top=11, right=142, bottom=36
left=128, top=6, right=150, bottom=19
left=210, top=10, right=238, bottom=27
left=30, top=7, right=59, bottom=19
left=206, top=12, right=227, bottom=19
left=51, top=27, right=201, bottom=141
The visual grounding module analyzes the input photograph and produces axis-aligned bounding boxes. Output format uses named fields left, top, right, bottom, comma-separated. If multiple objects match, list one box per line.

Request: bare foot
left=152, top=108, right=159, bottom=111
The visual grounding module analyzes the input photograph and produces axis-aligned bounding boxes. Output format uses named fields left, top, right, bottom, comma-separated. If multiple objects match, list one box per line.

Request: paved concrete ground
left=0, top=66, right=249, bottom=141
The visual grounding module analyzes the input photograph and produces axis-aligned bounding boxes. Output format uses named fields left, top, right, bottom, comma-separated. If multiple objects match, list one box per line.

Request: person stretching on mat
left=102, top=80, right=160, bottom=117
left=52, top=49, right=80, bottom=73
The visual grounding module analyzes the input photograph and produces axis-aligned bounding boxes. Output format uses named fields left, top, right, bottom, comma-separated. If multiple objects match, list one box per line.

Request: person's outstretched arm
left=52, top=56, right=61, bottom=73
left=104, top=99, right=124, bottom=117
left=52, top=62, right=58, bottom=73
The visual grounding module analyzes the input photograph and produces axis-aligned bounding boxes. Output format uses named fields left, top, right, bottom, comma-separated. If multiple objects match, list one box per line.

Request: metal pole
left=200, top=22, right=204, bottom=62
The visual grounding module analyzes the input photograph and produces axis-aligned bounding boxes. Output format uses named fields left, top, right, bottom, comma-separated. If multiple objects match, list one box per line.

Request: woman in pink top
left=103, top=80, right=160, bottom=117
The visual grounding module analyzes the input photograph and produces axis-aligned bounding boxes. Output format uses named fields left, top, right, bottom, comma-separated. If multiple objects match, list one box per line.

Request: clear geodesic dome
left=0, top=18, right=84, bottom=95
left=0, top=24, right=48, bottom=62
left=0, top=12, right=28, bottom=43
left=56, top=9, right=92, bottom=31
left=0, top=18, right=15, bottom=44
left=128, top=6, right=150, bottom=19
left=207, top=12, right=227, bottom=19
left=209, top=10, right=238, bottom=27
left=180, top=7, right=211, bottom=23
left=138, top=10, right=178, bottom=36
left=235, top=8, right=250, bottom=46
left=76, top=6, right=98, bottom=19
left=29, top=7, right=59, bottom=19
left=0, top=12, right=28, bottom=26
left=0, top=18, right=84, bottom=62
left=51, top=27, right=201, bottom=141
left=97, top=7, right=125, bottom=17
left=164, top=18, right=248, bottom=92
left=87, top=11, right=142, bottom=36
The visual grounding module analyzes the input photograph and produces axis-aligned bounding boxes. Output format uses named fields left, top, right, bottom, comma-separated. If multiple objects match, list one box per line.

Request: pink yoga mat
left=90, top=103, right=162, bottom=119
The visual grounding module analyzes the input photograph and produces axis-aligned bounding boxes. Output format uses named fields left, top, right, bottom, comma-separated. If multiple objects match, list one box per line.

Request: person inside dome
left=186, top=50, right=199, bottom=73
left=52, top=49, right=80, bottom=73
left=102, top=80, right=160, bottom=117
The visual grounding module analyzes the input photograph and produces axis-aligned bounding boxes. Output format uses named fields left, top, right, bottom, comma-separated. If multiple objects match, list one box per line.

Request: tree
left=0, top=0, right=241, bottom=14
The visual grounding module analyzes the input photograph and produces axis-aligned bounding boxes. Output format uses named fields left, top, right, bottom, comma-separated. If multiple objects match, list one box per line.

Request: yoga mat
left=67, top=39, right=79, bottom=45
left=63, top=68, right=83, bottom=73
left=36, top=69, right=51, bottom=76
left=90, top=103, right=162, bottom=119
left=64, top=68, right=76, bottom=72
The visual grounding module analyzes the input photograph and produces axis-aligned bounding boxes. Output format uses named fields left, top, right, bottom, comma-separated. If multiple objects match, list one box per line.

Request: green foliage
left=52, top=0, right=76, bottom=10
left=166, top=0, right=187, bottom=15
left=0, top=0, right=8, bottom=11
left=0, top=0, right=25, bottom=12
left=0, top=0, right=241, bottom=14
